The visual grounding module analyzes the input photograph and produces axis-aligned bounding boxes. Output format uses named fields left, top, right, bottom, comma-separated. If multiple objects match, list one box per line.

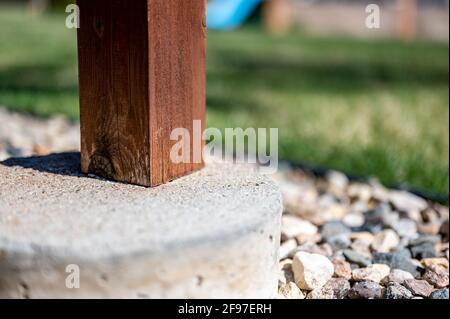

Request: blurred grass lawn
left=0, top=7, right=448, bottom=193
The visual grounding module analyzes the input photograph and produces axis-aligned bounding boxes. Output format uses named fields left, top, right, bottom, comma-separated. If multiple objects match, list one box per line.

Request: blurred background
left=0, top=0, right=448, bottom=195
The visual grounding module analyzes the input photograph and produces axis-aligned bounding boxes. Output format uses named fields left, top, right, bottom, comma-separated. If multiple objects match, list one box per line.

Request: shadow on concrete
left=1, top=152, right=83, bottom=177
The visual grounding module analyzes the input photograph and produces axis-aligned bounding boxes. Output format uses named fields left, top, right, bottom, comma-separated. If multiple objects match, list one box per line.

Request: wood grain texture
left=77, top=0, right=206, bottom=187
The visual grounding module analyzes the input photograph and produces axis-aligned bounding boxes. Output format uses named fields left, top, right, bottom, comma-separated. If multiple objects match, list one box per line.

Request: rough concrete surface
left=0, top=153, right=282, bottom=299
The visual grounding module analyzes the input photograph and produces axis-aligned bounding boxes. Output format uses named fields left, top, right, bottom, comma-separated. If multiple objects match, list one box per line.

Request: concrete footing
left=0, top=153, right=282, bottom=298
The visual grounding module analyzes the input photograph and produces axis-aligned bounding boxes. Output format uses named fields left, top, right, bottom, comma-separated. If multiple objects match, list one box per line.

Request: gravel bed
left=1, top=107, right=448, bottom=300
left=274, top=167, right=449, bottom=299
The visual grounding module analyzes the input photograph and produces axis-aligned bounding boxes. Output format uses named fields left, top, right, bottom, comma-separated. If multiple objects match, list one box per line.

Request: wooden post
left=28, top=0, right=49, bottom=15
left=397, top=0, right=418, bottom=41
left=77, top=0, right=206, bottom=187
left=262, top=0, right=292, bottom=35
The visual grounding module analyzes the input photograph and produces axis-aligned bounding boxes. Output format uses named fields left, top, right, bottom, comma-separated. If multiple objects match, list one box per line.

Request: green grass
left=0, top=7, right=448, bottom=193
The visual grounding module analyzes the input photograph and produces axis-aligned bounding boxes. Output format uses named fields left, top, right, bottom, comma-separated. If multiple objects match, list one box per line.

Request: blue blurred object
left=207, top=0, right=263, bottom=31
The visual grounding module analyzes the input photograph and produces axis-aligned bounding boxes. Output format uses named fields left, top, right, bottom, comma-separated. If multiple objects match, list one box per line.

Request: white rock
left=343, top=213, right=365, bottom=228
left=383, top=269, right=414, bottom=285
left=326, top=171, right=349, bottom=194
left=279, top=180, right=318, bottom=208
left=371, top=182, right=391, bottom=202
left=317, top=194, right=340, bottom=208
left=349, top=201, right=369, bottom=214
left=371, top=229, right=400, bottom=253
left=296, top=242, right=333, bottom=257
left=352, top=264, right=391, bottom=283
left=379, top=206, right=400, bottom=228
left=296, top=233, right=322, bottom=245
left=406, top=210, right=422, bottom=223
left=392, top=219, right=418, bottom=238
left=292, top=252, right=334, bottom=291
left=278, top=180, right=303, bottom=206
left=281, top=215, right=318, bottom=240
left=322, top=205, right=347, bottom=222
left=0, top=149, right=9, bottom=161
left=279, top=239, right=298, bottom=260
left=389, top=190, right=428, bottom=213
left=278, top=282, right=305, bottom=299
left=347, top=183, right=372, bottom=202
left=350, top=232, right=375, bottom=243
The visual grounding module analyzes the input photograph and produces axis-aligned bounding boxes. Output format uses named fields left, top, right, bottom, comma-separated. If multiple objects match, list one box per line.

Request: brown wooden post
left=262, top=0, right=292, bottom=35
left=397, top=0, right=418, bottom=41
left=28, top=0, right=49, bottom=15
left=77, top=0, right=206, bottom=187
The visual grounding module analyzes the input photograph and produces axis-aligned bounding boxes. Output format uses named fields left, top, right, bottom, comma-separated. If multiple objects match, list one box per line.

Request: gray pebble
left=409, top=235, right=441, bottom=247
left=429, top=288, right=449, bottom=300
left=348, top=281, right=384, bottom=299
left=383, top=282, right=413, bottom=299
left=410, top=242, right=438, bottom=260
left=326, top=234, right=351, bottom=251
left=343, top=249, right=371, bottom=267
left=373, top=250, right=422, bottom=278
left=321, top=221, right=351, bottom=241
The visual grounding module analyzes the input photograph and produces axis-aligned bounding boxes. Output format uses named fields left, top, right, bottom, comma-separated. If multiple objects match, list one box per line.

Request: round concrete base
left=0, top=153, right=282, bottom=299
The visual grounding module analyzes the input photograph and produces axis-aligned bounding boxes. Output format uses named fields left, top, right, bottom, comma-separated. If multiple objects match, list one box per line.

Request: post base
left=0, top=153, right=282, bottom=298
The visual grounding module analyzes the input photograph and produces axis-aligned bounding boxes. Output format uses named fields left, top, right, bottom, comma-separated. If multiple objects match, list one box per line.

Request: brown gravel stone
left=307, top=285, right=335, bottom=299
left=332, top=258, right=353, bottom=280
left=440, top=220, right=449, bottom=241
left=32, top=144, right=50, bottom=156
left=326, top=278, right=351, bottom=299
left=422, top=264, right=449, bottom=288
left=348, top=281, right=384, bottom=299
left=371, top=230, right=400, bottom=253
left=308, top=278, right=350, bottom=299
left=421, top=258, right=449, bottom=271
left=349, top=232, right=375, bottom=243
left=417, top=222, right=441, bottom=236
left=404, top=279, right=435, bottom=297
